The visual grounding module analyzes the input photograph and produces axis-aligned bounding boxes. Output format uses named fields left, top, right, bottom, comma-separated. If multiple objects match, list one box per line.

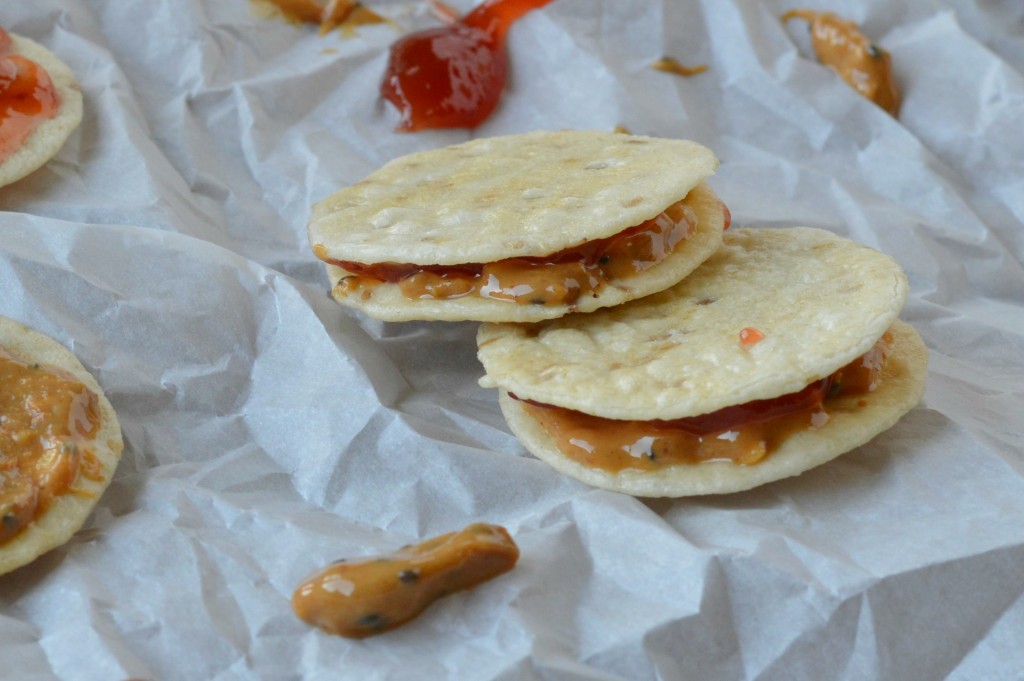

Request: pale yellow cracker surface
left=327, top=183, right=725, bottom=323
left=500, top=320, right=927, bottom=497
left=0, top=317, right=123, bottom=576
left=479, top=227, right=909, bottom=419
left=309, top=130, right=718, bottom=266
left=0, top=34, right=84, bottom=189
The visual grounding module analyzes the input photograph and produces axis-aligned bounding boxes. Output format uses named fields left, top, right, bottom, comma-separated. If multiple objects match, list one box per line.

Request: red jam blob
left=0, top=26, right=60, bottom=165
left=380, top=0, right=553, bottom=131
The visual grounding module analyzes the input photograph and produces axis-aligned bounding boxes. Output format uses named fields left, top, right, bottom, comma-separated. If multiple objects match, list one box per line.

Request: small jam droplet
left=739, top=327, right=765, bottom=348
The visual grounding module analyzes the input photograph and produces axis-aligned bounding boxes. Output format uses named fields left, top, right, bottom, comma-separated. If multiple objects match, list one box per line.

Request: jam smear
left=380, top=0, right=553, bottom=131
left=0, top=26, right=60, bottom=165
left=651, top=56, right=707, bottom=77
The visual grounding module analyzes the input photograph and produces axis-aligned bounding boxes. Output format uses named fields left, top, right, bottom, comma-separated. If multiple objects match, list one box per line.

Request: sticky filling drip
left=0, top=27, right=60, bottom=165
left=292, top=523, right=519, bottom=638
left=515, top=330, right=894, bottom=472
left=0, top=347, right=102, bottom=544
left=782, top=9, right=900, bottom=116
left=317, top=189, right=721, bottom=309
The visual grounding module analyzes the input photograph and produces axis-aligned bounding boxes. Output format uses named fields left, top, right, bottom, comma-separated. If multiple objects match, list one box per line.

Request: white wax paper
left=2, top=0, right=1023, bottom=679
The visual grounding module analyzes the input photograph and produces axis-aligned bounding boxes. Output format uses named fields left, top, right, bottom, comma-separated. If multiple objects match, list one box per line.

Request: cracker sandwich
left=309, top=130, right=728, bottom=322
left=0, top=26, right=83, bottom=189
left=477, top=228, right=927, bottom=496
left=0, top=317, right=123, bottom=575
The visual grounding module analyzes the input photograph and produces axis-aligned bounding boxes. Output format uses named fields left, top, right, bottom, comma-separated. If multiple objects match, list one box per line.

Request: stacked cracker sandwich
left=309, top=130, right=926, bottom=497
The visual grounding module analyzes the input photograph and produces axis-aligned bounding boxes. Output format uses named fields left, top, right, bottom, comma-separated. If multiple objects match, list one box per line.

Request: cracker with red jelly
left=0, top=29, right=84, bottom=189
left=0, top=317, right=123, bottom=576
left=308, top=130, right=727, bottom=322
left=477, top=228, right=928, bottom=497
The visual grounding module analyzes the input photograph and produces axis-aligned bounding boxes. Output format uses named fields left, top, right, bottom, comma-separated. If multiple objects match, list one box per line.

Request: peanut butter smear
left=517, top=332, right=893, bottom=472
left=783, top=9, right=901, bottom=116
left=326, top=194, right=702, bottom=308
left=292, top=523, right=519, bottom=638
left=258, top=0, right=388, bottom=35
left=0, top=26, right=60, bottom=165
left=0, top=347, right=100, bottom=543
left=651, top=56, right=708, bottom=77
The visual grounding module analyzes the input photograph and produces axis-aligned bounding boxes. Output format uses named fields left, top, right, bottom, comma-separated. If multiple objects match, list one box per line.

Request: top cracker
left=478, top=227, right=910, bottom=420
left=309, top=130, right=727, bottom=322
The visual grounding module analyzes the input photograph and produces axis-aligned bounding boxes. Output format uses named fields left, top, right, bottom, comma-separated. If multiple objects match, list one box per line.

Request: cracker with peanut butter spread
left=309, top=130, right=727, bottom=322
left=0, top=30, right=84, bottom=189
left=0, top=317, right=123, bottom=576
left=477, top=228, right=928, bottom=497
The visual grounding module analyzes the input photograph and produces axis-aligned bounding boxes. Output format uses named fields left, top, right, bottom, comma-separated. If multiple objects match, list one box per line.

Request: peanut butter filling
left=0, top=347, right=101, bottom=544
left=293, top=523, right=519, bottom=638
left=516, top=331, right=894, bottom=472
left=319, top=191, right=709, bottom=308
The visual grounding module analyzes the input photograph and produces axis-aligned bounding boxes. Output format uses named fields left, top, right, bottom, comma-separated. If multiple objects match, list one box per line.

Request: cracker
left=0, top=34, right=84, bottom=189
left=309, top=130, right=718, bottom=266
left=499, top=319, right=927, bottom=497
left=326, top=183, right=725, bottom=323
left=478, top=227, right=909, bottom=420
left=0, top=317, right=123, bottom=576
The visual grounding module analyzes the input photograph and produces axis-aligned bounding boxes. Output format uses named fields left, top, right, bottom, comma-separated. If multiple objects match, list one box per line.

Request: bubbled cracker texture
left=499, top=320, right=927, bottom=497
left=308, top=130, right=718, bottom=265
left=0, top=317, right=123, bottom=576
left=0, top=35, right=83, bottom=189
left=325, top=183, right=725, bottom=323
left=478, top=227, right=909, bottom=420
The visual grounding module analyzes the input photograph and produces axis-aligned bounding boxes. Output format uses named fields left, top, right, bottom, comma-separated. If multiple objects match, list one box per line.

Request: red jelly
left=0, top=26, right=59, bottom=164
left=380, top=0, right=552, bottom=131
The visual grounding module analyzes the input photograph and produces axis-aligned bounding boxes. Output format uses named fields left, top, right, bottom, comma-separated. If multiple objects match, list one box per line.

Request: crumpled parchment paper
left=1, top=1, right=1023, bottom=679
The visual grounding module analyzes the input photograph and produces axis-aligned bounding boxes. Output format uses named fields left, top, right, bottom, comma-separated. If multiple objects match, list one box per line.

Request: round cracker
left=499, top=319, right=927, bottom=497
left=0, top=34, right=84, bottom=189
left=326, top=183, right=725, bottom=323
left=0, top=317, right=123, bottom=576
left=308, top=130, right=718, bottom=266
left=478, top=227, right=909, bottom=420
